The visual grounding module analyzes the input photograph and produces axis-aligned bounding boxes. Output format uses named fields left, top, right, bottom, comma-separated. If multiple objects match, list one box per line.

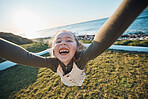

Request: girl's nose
left=60, top=41, right=67, bottom=45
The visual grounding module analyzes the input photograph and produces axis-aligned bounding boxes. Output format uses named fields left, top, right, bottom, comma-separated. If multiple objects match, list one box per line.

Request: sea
left=31, top=7, right=148, bottom=39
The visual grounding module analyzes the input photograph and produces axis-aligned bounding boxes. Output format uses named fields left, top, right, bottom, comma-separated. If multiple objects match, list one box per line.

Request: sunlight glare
left=13, top=9, right=44, bottom=38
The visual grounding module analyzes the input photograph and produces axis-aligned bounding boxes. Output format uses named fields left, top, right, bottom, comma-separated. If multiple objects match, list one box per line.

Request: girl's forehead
left=56, top=32, right=75, bottom=39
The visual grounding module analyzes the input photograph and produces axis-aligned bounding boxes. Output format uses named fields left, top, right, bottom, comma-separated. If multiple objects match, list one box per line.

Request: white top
left=57, top=62, right=86, bottom=86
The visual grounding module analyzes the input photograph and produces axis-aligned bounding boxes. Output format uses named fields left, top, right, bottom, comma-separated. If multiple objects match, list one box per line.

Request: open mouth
left=59, top=48, right=69, bottom=55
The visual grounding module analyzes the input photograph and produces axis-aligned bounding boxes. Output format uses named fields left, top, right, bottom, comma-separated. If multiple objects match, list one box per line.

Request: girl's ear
left=52, top=49, right=55, bottom=56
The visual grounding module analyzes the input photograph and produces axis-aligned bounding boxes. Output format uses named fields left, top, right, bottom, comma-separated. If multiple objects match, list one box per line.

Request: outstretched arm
left=0, top=38, right=58, bottom=71
left=81, top=0, right=147, bottom=63
left=94, top=0, right=147, bottom=53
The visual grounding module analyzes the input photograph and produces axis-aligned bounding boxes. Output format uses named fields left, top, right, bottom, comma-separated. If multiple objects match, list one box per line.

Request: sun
left=13, top=9, right=44, bottom=38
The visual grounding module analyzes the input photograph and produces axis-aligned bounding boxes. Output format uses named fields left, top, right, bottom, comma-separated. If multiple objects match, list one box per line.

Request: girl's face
left=53, top=32, right=77, bottom=65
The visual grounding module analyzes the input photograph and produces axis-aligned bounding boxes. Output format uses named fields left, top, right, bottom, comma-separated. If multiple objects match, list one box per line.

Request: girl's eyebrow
left=56, top=37, right=61, bottom=40
left=57, top=36, right=73, bottom=40
left=65, top=37, right=73, bottom=39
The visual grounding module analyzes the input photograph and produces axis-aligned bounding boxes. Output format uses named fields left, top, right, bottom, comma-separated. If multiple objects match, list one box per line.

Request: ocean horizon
left=22, top=7, right=148, bottom=39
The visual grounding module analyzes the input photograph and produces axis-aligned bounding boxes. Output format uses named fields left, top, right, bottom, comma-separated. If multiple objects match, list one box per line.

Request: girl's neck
left=57, top=58, right=74, bottom=66
left=63, top=62, right=69, bottom=66
left=62, top=58, right=73, bottom=66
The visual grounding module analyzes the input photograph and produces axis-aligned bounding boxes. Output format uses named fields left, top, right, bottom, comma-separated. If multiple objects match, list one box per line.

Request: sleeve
left=0, top=38, right=58, bottom=72
left=81, top=41, right=104, bottom=62
left=78, top=0, right=147, bottom=69
left=76, top=41, right=104, bottom=70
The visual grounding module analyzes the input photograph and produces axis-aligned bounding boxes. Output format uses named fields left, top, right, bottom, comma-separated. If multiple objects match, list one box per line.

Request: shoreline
left=77, top=34, right=148, bottom=41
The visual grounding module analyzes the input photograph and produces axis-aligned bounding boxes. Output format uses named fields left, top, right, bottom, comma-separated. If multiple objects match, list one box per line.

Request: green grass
left=0, top=32, right=33, bottom=45
left=80, top=40, right=148, bottom=47
left=21, top=42, right=50, bottom=53
left=79, top=40, right=93, bottom=44
left=114, top=40, right=148, bottom=47
left=0, top=50, right=147, bottom=99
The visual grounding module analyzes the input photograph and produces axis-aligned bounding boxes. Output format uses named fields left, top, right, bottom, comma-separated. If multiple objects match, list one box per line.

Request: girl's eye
left=56, top=41, right=61, bottom=43
left=67, top=40, right=73, bottom=42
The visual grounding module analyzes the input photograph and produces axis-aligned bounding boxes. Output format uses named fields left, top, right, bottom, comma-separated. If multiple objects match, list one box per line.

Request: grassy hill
left=80, top=40, right=148, bottom=47
left=0, top=33, right=147, bottom=98
left=0, top=32, right=33, bottom=45
left=0, top=41, right=147, bottom=98
left=114, top=40, right=148, bottom=47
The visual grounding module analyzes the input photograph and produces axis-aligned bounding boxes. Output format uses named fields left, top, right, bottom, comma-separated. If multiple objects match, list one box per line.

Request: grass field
left=0, top=41, right=148, bottom=98
left=0, top=50, right=147, bottom=98
left=114, top=40, right=148, bottom=47
left=80, top=40, right=148, bottom=47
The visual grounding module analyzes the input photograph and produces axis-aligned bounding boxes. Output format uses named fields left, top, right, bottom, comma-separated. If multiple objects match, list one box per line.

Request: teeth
left=59, top=50, right=69, bottom=53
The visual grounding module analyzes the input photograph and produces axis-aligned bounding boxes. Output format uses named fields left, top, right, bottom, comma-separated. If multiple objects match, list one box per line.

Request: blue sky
left=0, top=0, right=122, bottom=35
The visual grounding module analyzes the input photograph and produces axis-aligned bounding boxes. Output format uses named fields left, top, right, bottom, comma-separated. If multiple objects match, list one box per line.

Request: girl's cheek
left=53, top=45, right=58, bottom=54
left=71, top=43, right=77, bottom=49
left=54, top=44, right=59, bottom=49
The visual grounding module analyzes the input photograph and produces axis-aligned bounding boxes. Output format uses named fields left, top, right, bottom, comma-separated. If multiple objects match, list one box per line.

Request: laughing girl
left=0, top=0, right=147, bottom=86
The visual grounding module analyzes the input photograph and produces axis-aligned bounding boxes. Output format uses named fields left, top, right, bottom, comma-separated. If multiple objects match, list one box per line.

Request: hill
left=0, top=32, right=33, bottom=45
left=0, top=50, right=147, bottom=99
left=0, top=35, right=147, bottom=98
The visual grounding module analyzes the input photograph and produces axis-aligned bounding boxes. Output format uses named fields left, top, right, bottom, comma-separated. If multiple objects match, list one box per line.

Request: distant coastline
left=31, top=34, right=148, bottom=47
left=77, top=34, right=148, bottom=41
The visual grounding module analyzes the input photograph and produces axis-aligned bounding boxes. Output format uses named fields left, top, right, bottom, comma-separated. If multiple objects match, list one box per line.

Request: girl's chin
left=59, top=58, right=69, bottom=62
left=58, top=57, right=71, bottom=63
left=56, top=54, right=74, bottom=63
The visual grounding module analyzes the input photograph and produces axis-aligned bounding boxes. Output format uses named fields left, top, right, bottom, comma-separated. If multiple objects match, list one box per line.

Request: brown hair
left=49, top=30, right=86, bottom=57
